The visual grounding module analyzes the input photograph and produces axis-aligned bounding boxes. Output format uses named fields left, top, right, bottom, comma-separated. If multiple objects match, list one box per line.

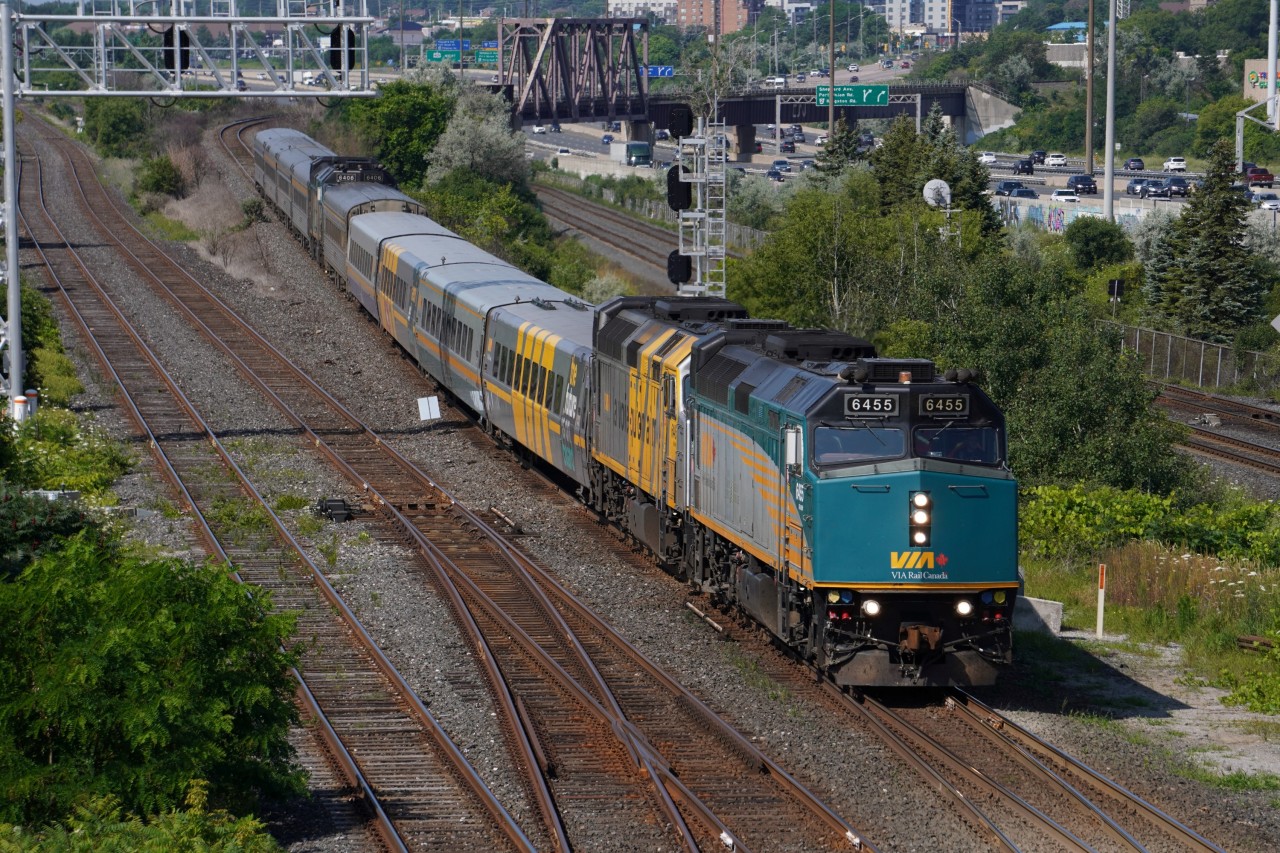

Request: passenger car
left=847, top=63, right=860, bottom=72
left=1125, top=178, right=1151, bottom=195
left=978, top=152, right=998, bottom=166
left=1050, top=189, right=1079, bottom=203
left=1123, top=158, right=1145, bottom=171
left=766, top=168, right=784, bottom=182
left=994, top=180, right=1025, bottom=196
left=900, top=61, right=911, bottom=68
left=772, top=159, right=792, bottom=173
left=779, top=140, right=796, bottom=153
left=1010, top=187, right=1038, bottom=199
left=848, top=75, right=859, bottom=82
left=532, top=124, right=546, bottom=134
left=556, top=147, right=571, bottom=155
left=1030, top=150, right=1047, bottom=164
left=601, top=133, right=614, bottom=145
left=1246, top=167, right=1275, bottom=187
left=1012, top=158, right=1035, bottom=175
left=655, top=129, right=670, bottom=140
left=1045, top=153, right=1068, bottom=167
left=1065, top=174, right=1097, bottom=194
left=1163, top=156, right=1187, bottom=172
left=816, top=134, right=828, bottom=145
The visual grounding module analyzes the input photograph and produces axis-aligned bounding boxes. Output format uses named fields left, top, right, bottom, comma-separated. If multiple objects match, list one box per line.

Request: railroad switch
left=316, top=498, right=353, bottom=522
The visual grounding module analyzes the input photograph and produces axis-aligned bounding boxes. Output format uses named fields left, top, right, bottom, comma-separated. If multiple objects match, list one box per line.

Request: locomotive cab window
left=913, top=426, right=1001, bottom=465
left=813, top=425, right=904, bottom=465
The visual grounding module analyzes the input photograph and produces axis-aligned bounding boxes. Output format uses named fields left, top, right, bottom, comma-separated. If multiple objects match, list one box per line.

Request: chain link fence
left=1104, top=321, right=1280, bottom=394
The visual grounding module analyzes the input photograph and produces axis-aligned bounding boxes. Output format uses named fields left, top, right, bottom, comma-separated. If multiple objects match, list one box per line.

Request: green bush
left=8, top=408, right=131, bottom=495
left=1021, top=484, right=1280, bottom=566
left=136, top=155, right=186, bottom=198
left=1217, top=631, right=1280, bottom=714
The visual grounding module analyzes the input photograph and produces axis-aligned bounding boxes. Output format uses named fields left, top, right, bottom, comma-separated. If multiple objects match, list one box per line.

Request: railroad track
left=1155, top=383, right=1280, bottom=476
left=16, top=115, right=532, bottom=853
left=19, top=112, right=883, bottom=850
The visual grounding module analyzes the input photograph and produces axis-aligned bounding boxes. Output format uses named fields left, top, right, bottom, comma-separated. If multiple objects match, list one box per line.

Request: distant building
left=870, top=0, right=998, bottom=42
left=607, top=0, right=678, bottom=23
left=675, top=0, right=759, bottom=34
left=377, top=20, right=425, bottom=48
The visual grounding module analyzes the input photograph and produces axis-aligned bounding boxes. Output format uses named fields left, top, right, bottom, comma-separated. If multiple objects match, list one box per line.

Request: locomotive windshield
left=913, top=425, right=1001, bottom=465
left=813, top=425, right=904, bottom=465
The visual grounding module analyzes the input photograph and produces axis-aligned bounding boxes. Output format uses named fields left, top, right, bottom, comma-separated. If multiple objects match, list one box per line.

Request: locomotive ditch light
left=955, top=599, right=975, bottom=617
left=861, top=599, right=882, bottom=617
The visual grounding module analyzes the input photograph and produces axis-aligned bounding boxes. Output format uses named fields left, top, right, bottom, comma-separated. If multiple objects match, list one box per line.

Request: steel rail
left=954, top=691, right=1228, bottom=852
left=15, top=143, right=409, bottom=853
left=19, top=115, right=537, bottom=853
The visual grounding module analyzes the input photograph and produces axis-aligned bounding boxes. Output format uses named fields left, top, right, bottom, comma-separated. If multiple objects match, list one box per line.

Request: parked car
left=1010, top=187, right=1038, bottom=199
left=1066, top=174, right=1098, bottom=194
left=655, top=129, right=670, bottom=140
left=772, top=158, right=792, bottom=173
left=1045, top=152, right=1068, bottom=167
left=1123, top=157, right=1145, bottom=171
left=900, top=61, right=911, bottom=68
left=766, top=168, right=784, bottom=182
left=1012, top=158, right=1035, bottom=175
left=1030, top=150, right=1047, bottom=164
left=994, top=180, right=1025, bottom=197
left=601, top=133, right=614, bottom=144
left=978, top=151, right=998, bottom=166
left=1163, top=156, right=1187, bottom=172
left=1125, top=178, right=1151, bottom=195
left=532, top=123, right=547, bottom=134
left=556, top=147, right=571, bottom=155
left=1246, top=166, right=1275, bottom=187
left=847, top=63, right=860, bottom=72
left=1050, top=189, right=1079, bottom=203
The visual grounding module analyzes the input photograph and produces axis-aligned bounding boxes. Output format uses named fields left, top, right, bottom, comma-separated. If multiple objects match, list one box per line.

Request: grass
left=141, top=210, right=200, bottom=242
left=272, top=493, right=311, bottom=512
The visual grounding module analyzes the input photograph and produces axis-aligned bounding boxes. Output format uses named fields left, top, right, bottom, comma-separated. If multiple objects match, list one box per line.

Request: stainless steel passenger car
left=318, top=182, right=425, bottom=278
left=251, top=129, right=335, bottom=234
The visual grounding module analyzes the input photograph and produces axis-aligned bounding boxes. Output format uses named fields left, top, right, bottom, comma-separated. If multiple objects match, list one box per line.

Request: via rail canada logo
left=889, top=551, right=949, bottom=570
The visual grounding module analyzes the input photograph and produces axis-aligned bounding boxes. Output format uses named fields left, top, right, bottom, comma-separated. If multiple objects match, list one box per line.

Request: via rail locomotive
left=252, top=128, right=1020, bottom=686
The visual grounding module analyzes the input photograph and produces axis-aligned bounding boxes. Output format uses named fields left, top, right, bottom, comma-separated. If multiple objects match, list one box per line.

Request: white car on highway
left=978, top=151, right=998, bottom=165
left=1050, top=189, right=1079, bottom=203
left=1163, top=156, right=1187, bottom=172
left=1045, top=152, right=1068, bottom=167
left=847, top=63, right=860, bottom=72
left=532, top=123, right=547, bottom=134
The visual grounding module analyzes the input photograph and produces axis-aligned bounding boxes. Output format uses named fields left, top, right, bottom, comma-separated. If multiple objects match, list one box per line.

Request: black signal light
left=669, top=104, right=694, bottom=139
left=329, top=27, right=357, bottom=72
left=667, top=251, right=691, bottom=284
left=909, top=491, right=932, bottom=547
left=162, top=27, right=191, bottom=71
left=666, top=165, right=691, bottom=211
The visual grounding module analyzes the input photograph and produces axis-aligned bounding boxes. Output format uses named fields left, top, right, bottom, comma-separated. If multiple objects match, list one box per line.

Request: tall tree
left=815, top=115, right=862, bottom=175
left=1147, top=139, right=1270, bottom=341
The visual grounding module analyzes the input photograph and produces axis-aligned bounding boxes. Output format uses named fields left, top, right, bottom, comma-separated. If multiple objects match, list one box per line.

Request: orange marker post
left=1096, top=563, right=1106, bottom=638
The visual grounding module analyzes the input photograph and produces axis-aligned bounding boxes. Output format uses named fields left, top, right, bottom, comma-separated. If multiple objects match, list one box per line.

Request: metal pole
left=828, top=0, right=835, bottom=130
left=2, top=0, right=21, bottom=415
left=1085, top=0, right=1095, bottom=171
left=1103, top=0, right=1117, bottom=221
left=1269, top=0, right=1278, bottom=129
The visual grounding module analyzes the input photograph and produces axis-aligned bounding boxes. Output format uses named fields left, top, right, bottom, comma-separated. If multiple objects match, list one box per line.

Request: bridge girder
left=500, top=18, right=648, bottom=123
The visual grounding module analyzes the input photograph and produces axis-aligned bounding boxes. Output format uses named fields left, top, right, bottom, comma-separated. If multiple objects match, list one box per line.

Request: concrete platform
left=1014, top=595, right=1064, bottom=635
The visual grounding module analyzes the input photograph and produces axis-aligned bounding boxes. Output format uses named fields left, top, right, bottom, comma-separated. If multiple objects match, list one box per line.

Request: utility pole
left=1085, top=0, right=1094, bottom=172
left=1103, top=0, right=1117, bottom=221
left=828, top=0, right=835, bottom=130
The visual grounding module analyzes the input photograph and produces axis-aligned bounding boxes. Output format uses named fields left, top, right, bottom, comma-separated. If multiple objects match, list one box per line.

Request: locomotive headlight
left=861, top=599, right=882, bottom=617
left=955, top=599, right=975, bottom=617
left=908, top=490, right=932, bottom=547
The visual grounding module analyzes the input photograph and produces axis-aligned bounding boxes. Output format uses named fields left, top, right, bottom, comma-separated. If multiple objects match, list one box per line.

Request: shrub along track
left=19, top=111, right=888, bottom=851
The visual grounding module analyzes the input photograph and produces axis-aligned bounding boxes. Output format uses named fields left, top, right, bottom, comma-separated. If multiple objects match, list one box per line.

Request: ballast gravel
left=20, top=109, right=1280, bottom=852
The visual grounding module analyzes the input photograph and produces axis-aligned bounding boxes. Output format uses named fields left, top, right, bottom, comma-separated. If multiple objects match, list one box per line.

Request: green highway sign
left=816, top=84, right=889, bottom=107
left=425, top=49, right=462, bottom=63
left=475, top=49, right=498, bottom=63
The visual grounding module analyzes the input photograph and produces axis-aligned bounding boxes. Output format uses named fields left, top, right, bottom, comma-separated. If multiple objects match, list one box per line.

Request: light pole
left=951, top=18, right=961, bottom=51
